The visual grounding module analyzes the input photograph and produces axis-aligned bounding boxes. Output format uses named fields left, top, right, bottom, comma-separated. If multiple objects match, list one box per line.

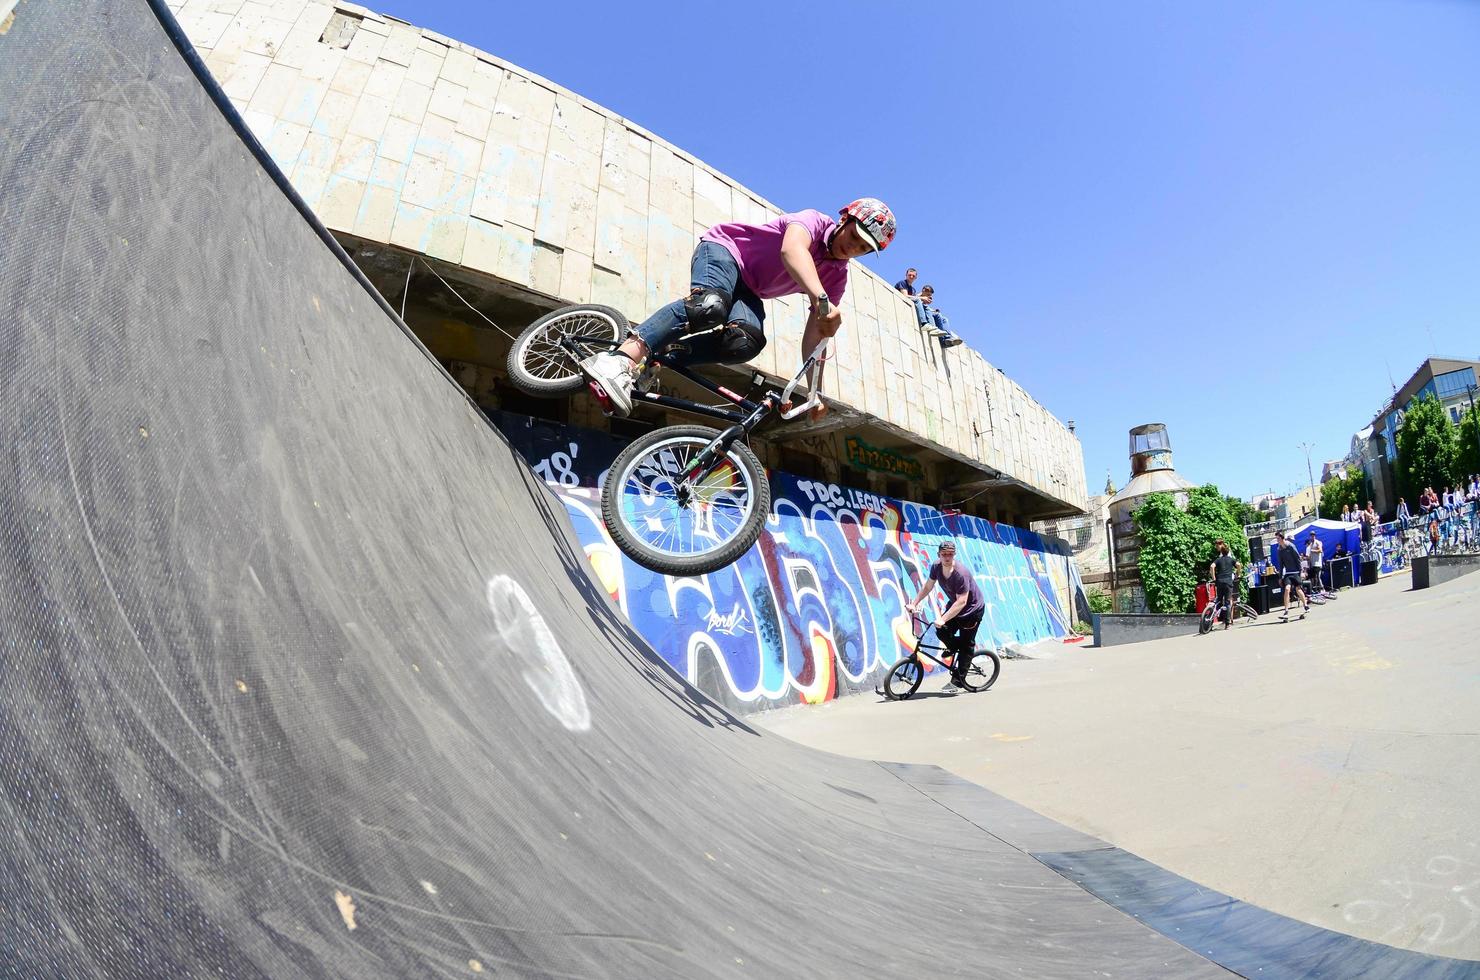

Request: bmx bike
left=881, top=614, right=1002, bottom=700
left=506, top=303, right=828, bottom=576
left=1198, top=585, right=1259, bottom=634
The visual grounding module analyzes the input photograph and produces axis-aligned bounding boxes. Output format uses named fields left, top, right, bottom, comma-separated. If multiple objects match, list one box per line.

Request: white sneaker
left=940, top=680, right=960, bottom=694
left=582, top=351, right=636, bottom=416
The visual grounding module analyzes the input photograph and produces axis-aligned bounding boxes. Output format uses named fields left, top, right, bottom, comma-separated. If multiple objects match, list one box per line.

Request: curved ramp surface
left=0, top=2, right=1367, bottom=977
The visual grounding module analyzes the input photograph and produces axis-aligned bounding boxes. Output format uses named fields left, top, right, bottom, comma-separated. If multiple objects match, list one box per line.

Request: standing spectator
left=1429, top=515, right=1441, bottom=554
left=1360, top=501, right=1377, bottom=557
left=894, top=267, right=918, bottom=297
left=1305, top=533, right=1325, bottom=594
left=1340, top=504, right=1352, bottom=524
left=1273, top=531, right=1309, bottom=621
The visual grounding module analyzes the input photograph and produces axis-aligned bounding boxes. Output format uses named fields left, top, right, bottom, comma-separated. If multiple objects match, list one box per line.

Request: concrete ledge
left=1092, top=613, right=1202, bottom=647
left=1423, top=553, right=1480, bottom=589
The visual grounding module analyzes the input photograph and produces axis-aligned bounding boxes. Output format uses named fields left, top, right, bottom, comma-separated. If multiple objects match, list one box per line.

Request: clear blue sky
left=374, top=0, right=1480, bottom=502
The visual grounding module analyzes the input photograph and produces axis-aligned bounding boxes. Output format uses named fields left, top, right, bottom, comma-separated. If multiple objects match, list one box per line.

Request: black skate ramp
left=0, top=2, right=1474, bottom=977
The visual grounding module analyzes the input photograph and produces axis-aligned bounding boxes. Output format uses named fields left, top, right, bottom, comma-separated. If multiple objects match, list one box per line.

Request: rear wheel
left=602, top=424, right=769, bottom=576
left=883, top=657, right=924, bottom=701
left=507, top=304, right=627, bottom=396
left=958, top=649, right=1001, bottom=693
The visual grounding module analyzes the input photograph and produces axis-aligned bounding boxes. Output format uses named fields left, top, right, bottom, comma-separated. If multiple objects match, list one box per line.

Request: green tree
left=1395, top=393, right=1456, bottom=504
left=1132, top=485, right=1250, bottom=614
left=1320, top=467, right=1366, bottom=519
left=1455, top=401, right=1480, bottom=485
left=1222, top=493, right=1263, bottom=529
left=1188, top=486, right=1251, bottom=569
left=1134, top=492, right=1196, bottom=613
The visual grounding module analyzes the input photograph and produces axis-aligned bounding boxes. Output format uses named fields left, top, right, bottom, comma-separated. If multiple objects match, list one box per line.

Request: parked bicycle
left=882, top=614, right=1002, bottom=700
left=507, top=303, right=829, bottom=576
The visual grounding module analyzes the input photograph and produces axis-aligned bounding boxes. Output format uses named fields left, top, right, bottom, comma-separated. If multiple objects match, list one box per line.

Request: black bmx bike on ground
left=882, top=614, right=1002, bottom=700
left=1198, top=585, right=1260, bottom=634
left=506, top=303, right=827, bottom=576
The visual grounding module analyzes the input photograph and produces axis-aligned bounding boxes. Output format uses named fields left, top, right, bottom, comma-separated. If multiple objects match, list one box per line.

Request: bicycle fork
left=676, top=399, right=772, bottom=492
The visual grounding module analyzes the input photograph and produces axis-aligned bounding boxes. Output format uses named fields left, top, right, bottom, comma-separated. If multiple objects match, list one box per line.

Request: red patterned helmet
left=839, top=198, right=896, bottom=251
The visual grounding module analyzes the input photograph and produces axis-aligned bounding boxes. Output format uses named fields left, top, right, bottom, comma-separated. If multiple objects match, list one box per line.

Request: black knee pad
left=683, top=287, right=733, bottom=331
left=716, top=322, right=767, bottom=364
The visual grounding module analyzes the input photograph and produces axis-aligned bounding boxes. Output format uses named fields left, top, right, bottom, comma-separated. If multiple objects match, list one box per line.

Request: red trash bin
left=1194, top=581, right=1214, bottom=614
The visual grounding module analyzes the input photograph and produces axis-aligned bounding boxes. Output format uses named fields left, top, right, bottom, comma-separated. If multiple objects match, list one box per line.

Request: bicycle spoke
left=615, top=435, right=756, bottom=559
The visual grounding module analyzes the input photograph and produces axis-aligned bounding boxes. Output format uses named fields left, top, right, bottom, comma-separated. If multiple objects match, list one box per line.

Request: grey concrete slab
left=1431, top=554, right=1480, bottom=588
left=1094, top=613, right=1204, bottom=646
left=763, top=572, right=1480, bottom=964
left=0, top=2, right=1227, bottom=977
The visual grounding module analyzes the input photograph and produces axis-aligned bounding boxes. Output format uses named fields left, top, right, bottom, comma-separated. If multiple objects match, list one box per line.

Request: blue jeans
left=634, top=241, right=766, bottom=367
left=913, top=299, right=949, bottom=332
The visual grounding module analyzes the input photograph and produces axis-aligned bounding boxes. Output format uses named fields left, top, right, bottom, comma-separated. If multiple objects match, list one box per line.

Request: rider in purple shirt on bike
left=904, top=540, right=985, bottom=691
left=582, top=199, right=896, bottom=418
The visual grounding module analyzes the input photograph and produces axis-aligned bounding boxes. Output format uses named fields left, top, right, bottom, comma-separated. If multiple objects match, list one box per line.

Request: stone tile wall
left=171, top=0, right=1088, bottom=513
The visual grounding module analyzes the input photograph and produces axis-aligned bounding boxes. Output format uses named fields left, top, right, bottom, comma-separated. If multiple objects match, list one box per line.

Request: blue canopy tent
left=1289, top=519, right=1362, bottom=588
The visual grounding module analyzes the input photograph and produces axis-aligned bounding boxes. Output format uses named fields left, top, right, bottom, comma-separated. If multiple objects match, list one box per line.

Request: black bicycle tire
left=959, top=650, right=1001, bottom=693
left=1199, top=606, right=1214, bottom=635
left=1234, top=602, right=1259, bottom=621
left=506, top=304, right=628, bottom=396
left=602, top=424, right=770, bottom=576
left=883, top=657, right=924, bottom=700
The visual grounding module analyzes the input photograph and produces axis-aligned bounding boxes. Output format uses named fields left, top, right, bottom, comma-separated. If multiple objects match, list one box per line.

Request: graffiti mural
left=490, top=411, right=1089, bottom=712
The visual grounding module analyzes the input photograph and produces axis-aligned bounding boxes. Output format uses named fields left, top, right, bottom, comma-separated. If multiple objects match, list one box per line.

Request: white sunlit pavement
left=759, top=570, right=1480, bottom=961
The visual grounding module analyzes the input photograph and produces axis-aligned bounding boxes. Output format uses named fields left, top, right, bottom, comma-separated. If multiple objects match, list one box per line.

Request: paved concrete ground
left=761, top=572, right=1480, bottom=961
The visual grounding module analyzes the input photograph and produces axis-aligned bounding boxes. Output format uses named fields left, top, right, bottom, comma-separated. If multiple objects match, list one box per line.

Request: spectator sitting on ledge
left=894, top=267, right=918, bottom=297
left=916, top=285, right=963, bottom=347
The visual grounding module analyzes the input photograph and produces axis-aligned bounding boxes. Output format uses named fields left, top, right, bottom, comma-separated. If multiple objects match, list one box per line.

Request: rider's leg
left=673, top=286, right=767, bottom=366
left=585, top=241, right=744, bottom=414
left=950, top=615, right=982, bottom=679
left=630, top=241, right=745, bottom=361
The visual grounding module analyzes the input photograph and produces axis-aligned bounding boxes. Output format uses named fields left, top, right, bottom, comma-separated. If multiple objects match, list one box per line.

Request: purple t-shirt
left=929, top=561, right=984, bottom=620
left=701, top=209, right=850, bottom=304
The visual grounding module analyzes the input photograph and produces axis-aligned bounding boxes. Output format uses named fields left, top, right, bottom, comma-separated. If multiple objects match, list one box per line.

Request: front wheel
left=883, top=657, right=924, bottom=701
left=1234, top=602, right=1259, bottom=623
left=601, top=424, right=769, bottom=577
left=958, top=650, right=1001, bottom=693
left=507, top=304, right=628, bottom=396
left=1199, top=606, right=1215, bottom=635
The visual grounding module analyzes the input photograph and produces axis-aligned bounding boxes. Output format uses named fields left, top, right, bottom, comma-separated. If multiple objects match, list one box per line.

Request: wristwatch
left=815, top=295, right=830, bottom=315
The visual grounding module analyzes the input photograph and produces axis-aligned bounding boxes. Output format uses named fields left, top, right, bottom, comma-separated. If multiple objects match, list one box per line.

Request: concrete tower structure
left=1107, top=423, right=1196, bottom=612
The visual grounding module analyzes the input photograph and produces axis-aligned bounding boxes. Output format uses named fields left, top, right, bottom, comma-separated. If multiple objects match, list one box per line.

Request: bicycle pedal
left=586, top=379, right=618, bottom=416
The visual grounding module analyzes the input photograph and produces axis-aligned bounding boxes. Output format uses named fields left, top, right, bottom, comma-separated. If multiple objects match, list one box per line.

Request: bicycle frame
left=905, top=614, right=969, bottom=672
left=559, top=331, right=827, bottom=488
left=558, top=332, right=762, bottom=423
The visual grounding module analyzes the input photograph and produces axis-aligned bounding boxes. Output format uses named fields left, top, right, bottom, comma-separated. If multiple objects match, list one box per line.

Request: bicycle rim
left=885, top=658, right=923, bottom=700
left=611, top=435, right=758, bottom=560
left=518, top=310, right=620, bottom=384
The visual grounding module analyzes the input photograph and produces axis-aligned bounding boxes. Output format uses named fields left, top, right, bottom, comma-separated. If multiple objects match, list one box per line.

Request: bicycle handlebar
left=778, top=337, right=832, bottom=420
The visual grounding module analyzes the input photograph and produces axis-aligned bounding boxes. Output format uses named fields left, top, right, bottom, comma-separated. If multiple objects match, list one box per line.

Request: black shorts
left=1281, top=572, right=1303, bottom=592
left=1308, top=565, right=1322, bottom=586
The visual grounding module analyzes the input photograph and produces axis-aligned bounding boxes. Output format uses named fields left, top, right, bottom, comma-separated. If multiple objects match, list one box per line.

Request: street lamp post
left=1299, top=442, right=1320, bottom=521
